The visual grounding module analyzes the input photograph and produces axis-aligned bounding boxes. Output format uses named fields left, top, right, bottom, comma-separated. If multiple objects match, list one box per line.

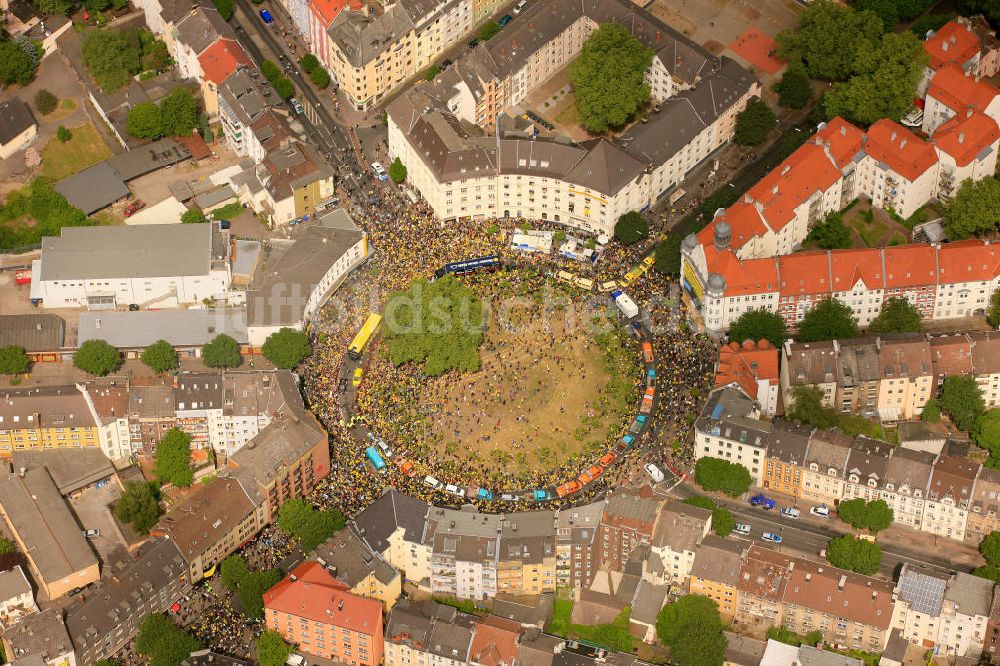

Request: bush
left=0, top=177, right=92, bottom=250
left=114, top=481, right=162, bottom=533
left=479, top=22, right=502, bottom=41
left=73, top=339, right=121, bottom=376
left=0, top=346, right=30, bottom=375
left=141, top=340, right=179, bottom=373
left=613, top=211, right=648, bottom=246
left=202, top=334, right=242, bottom=369
left=922, top=397, right=941, bottom=422
left=734, top=98, right=776, bottom=145
left=389, top=157, right=407, bottom=183
left=309, top=66, right=330, bottom=89
left=34, top=89, right=58, bottom=115
left=694, top=457, right=752, bottom=497
left=778, top=63, right=810, bottom=109
left=181, top=207, right=206, bottom=224
left=56, top=125, right=72, bottom=142
left=261, top=328, right=312, bottom=369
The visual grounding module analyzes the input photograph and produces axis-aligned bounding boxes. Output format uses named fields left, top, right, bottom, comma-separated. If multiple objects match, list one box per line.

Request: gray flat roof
left=0, top=468, right=98, bottom=584
left=0, top=566, right=32, bottom=601
left=10, top=449, right=115, bottom=495
left=39, top=223, right=215, bottom=280
left=0, top=314, right=65, bottom=351
left=4, top=608, right=73, bottom=663
left=107, top=138, right=191, bottom=181
left=54, top=161, right=130, bottom=215
left=77, top=309, right=248, bottom=348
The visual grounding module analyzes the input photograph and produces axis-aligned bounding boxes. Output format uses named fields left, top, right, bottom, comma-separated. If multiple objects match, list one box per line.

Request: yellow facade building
left=0, top=386, right=102, bottom=457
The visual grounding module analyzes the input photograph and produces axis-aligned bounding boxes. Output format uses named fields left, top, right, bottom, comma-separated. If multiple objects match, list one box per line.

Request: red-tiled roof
left=263, top=561, right=382, bottom=634
left=883, top=245, right=938, bottom=288
left=864, top=119, right=938, bottom=182
left=716, top=340, right=779, bottom=400
left=924, top=20, right=981, bottom=70
left=702, top=245, right=779, bottom=297
left=928, top=63, right=1000, bottom=115
left=745, top=143, right=843, bottom=234
left=696, top=203, right=769, bottom=251
left=309, top=0, right=362, bottom=27
left=937, top=239, right=1000, bottom=284
left=778, top=251, right=832, bottom=297
left=815, top=116, right=866, bottom=169
left=930, top=334, right=974, bottom=377
left=783, top=558, right=894, bottom=630
left=198, top=39, right=252, bottom=85
left=828, top=247, right=884, bottom=293
left=469, top=617, right=522, bottom=666
left=932, top=109, right=1000, bottom=166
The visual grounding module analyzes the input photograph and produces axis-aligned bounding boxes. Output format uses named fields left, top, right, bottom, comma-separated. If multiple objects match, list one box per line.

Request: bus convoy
left=349, top=255, right=659, bottom=504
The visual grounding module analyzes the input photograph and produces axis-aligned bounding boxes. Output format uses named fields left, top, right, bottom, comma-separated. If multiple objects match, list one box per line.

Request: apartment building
left=688, top=536, right=744, bottom=621
left=597, top=492, right=659, bottom=571
left=3, top=608, right=76, bottom=666
left=428, top=507, right=502, bottom=600
left=235, top=142, right=336, bottom=226
left=922, top=63, right=1000, bottom=135
left=734, top=544, right=789, bottom=631
left=352, top=490, right=433, bottom=586
left=938, top=572, right=994, bottom=657
left=714, top=340, right=780, bottom=417
left=217, top=69, right=290, bottom=164
left=65, top=539, right=192, bottom=665
left=306, top=0, right=361, bottom=67
left=967, top=466, right=1000, bottom=543
left=693, top=386, right=768, bottom=485
left=555, top=501, right=601, bottom=589
left=921, top=454, right=980, bottom=540
left=0, top=385, right=102, bottom=457
left=468, top=616, right=522, bottom=666
left=648, top=502, right=711, bottom=586
left=264, top=562, right=384, bottom=664
left=0, top=567, right=37, bottom=629
left=799, top=430, right=852, bottom=507
left=171, top=5, right=253, bottom=116
left=85, top=382, right=131, bottom=461
left=384, top=600, right=476, bottom=666
left=497, top=511, right=556, bottom=596
left=843, top=437, right=894, bottom=503
left=761, top=421, right=812, bottom=498
left=314, top=528, right=403, bottom=610
left=881, top=447, right=936, bottom=528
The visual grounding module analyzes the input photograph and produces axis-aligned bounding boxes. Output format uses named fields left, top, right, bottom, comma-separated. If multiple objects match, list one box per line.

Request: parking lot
left=69, top=481, right=132, bottom=566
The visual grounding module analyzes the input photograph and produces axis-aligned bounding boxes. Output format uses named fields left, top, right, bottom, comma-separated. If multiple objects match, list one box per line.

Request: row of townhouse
left=681, top=59, right=1000, bottom=336
left=0, top=370, right=306, bottom=463
left=695, top=385, right=1000, bottom=543
left=781, top=332, right=1000, bottom=419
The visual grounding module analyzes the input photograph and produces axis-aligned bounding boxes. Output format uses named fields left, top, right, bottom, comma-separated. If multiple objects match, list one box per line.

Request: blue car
left=532, top=489, right=549, bottom=502
left=259, top=9, right=274, bottom=23
left=477, top=488, right=494, bottom=501
left=498, top=14, right=512, bottom=26
left=750, top=494, right=776, bottom=509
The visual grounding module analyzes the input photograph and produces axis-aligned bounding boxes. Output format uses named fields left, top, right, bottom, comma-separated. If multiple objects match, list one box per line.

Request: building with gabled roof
left=924, top=63, right=1000, bottom=135
left=314, top=527, right=402, bottom=610
left=715, top=340, right=780, bottom=417
left=922, top=454, right=981, bottom=539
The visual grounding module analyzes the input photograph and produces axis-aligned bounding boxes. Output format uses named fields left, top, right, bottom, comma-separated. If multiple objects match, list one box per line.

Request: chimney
left=781, top=165, right=790, bottom=176
left=337, top=599, right=345, bottom=611
left=900, top=138, right=907, bottom=149
left=771, top=184, right=778, bottom=195
left=959, top=131, right=965, bottom=144
left=891, top=130, right=897, bottom=141
left=838, top=574, right=847, bottom=590
left=840, top=125, right=846, bottom=136
left=942, top=40, right=949, bottom=51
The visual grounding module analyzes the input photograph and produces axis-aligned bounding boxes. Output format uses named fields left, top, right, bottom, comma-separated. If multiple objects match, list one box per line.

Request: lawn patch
left=41, top=123, right=112, bottom=181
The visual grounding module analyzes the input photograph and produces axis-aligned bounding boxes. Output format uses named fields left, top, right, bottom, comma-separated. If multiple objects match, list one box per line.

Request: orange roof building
left=924, top=63, right=1000, bottom=135
left=933, top=109, right=1000, bottom=167
left=198, top=39, right=252, bottom=85
left=864, top=120, right=938, bottom=182
left=715, top=340, right=780, bottom=416
left=468, top=616, right=522, bottom=666
left=924, top=20, right=982, bottom=71
left=264, top=561, right=384, bottom=664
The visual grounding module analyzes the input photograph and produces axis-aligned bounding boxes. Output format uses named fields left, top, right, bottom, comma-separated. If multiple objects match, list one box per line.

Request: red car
left=123, top=200, right=146, bottom=217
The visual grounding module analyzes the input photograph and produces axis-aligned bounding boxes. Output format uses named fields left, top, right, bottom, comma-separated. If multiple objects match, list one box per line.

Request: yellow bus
left=348, top=314, right=383, bottom=360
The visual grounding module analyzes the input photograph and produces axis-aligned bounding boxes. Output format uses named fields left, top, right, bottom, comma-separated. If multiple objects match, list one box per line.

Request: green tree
left=806, top=211, right=852, bottom=249
left=836, top=498, right=868, bottom=529
left=0, top=346, right=30, bottom=375
left=153, top=428, right=194, bottom=488
left=797, top=297, right=859, bottom=342
left=261, top=328, right=312, bottom=369
left=655, top=595, right=727, bottom=666
left=273, top=77, right=294, bottom=100
left=114, top=481, right=162, bottom=533
left=826, top=535, right=881, bottom=575
left=278, top=498, right=314, bottom=536
left=974, top=410, right=1000, bottom=461
left=910, top=14, right=951, bottom=37
left=479, top=21, right=502, bottom=41
left=653, top=235, right=683, bottom=276
left=852, top=0, right=897, bottom=28
left=941, top=375, right=986, bottom=432
left=278, top=499, right=345, bottom=551
left=734, top=98, right=776, bottom=145
left=298, top=53, right=320, bottom=74
left=867, top=296, right=922, bottom=333
left=35, top=0, right=74, bottom=14
left=202, top=334, right=242, bottom=369
left=239, top=569, right=283, bottom=619
left=74, top=339, right=122, bottom=376
left=135, top=614, right=202, bottom=666
left=181, top=207, right=206, bottom=224
left=988, top=290, right=1000, bottom=328
left=389, top=157, right=407, bottom=184
left=788, top=386, right=839, bottom=429
left=683, top=496, right=735, bottom=537
left=613, top=211, right=648, bottom=246
left=568, top=24, right=653, bottom=134
left=127, top=102, right=163, bottom=139
left=34, top=89, right=58, bottom=115
left=141, top=340, right=179, bottom=373
left=824, top=32, right=928, bottom=126
left=220, top=555, right=249, bottom=589
left=776, top=0, right=884, bottom=81
left=778, top=62, right=811, bottom=109
left=835, top=498, right=897, bottom=534
left=94, top=661, right=121, bottom=666
left=56, top=125, right=72, bottom=142
left=0, top=41, right=37, bottom=86
left=383, top=276, right=485, bottom=376
left=159, top=87, right=199, bottom=137
left=944, top=177, right=1000, bottom=239
left=981, top=531, right=1000, bottom=567
left=81, top=28, right=144, bottom=91
left=310, top=66, right=330, bottom=88
left=726, top=309, right=787, bottom=347
left=260, top=60, right=282, bottom=83
left=0, top=536, right=17, bottom=554
left=257, top=630, right=294, bottom=666
left=694, top=457, right=752, bottom=497
left=959, top=0, right=1000, bottom=28
left=922, top=397, right=941, bottom=423
left=212, top=0, right=233, bottom=20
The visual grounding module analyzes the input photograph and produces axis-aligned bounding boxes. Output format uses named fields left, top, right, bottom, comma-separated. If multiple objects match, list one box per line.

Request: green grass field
left=41, top=123, right=112, bottom=181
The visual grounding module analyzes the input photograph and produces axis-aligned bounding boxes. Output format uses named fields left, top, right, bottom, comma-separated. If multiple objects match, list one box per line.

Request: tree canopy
left=0, top=177, right=92, bottom=250
left=683, top=496, right=736, bottom=537
left=974, top=410, right=1000, bottom=465
left=836, top=498, right=894, bottom=533
left=212, top=0, right=234, bottom=20
left=826, top=535, right=881, bottom=575
left=778, top=62, right=811, bottom=109
left=56, top=126, right=72, bottom=143
left=273, top=77, right=295, bottom=100
left=142, top=340, right=180, bottom=374
left=776, top=0, right=884, bottom=81
left=114, top=481, right=162, bottom=534
left=82, top=28, right=144, bottom=91
left=262, top=328, right=312, bottom=369
left=135, top=615, right=202, bottom=666
left=922, top=397, right=941, bottom=423
left=127, top=102, right=163, bottom=139
left=383, top=276, right=485, bottom=376
left=734, top=98, right=776, bottom=145
left=568, top=24, right=652, bottom=134
left=726, top=309, right=787, bottom=347
left=389, top=157, right=407, bottom=183
left=797, top=297, right=859, bottom=342
left=34, top=89, right=58, bottom=115
left=310, top=66, right=330, bottom=89
left=944, top=177, right=1000, bottom=240
left=159, top=87, right=200, bottom=137
left=277, top=498, right=346, bottom=551
left=694, top=457, right=752, bottom=497
left=298, top=54, right=320, bottom=74
left=614, top=211, right=649, bottom=246
left=0, top=346, right=30, bottom=375
left=981, top=532, right=1000, bottom=568
left=74, top=339, right=122, bottom=376
left=257, top=630, right=294, bottom=666
left=0, top=41, right=37, bottom=86
left=806, top=211, right=852, bottom=249
left=940, top=375, right=986, bottom=432
left=988, top=291, right=1000, bottom=328
left=153, top=428, right=194, bottom=488
left=202, top=334, right=242, bottom=368
left=655, top=595, right=727, bottom=666
left=867, top=297, right=922, bottom=333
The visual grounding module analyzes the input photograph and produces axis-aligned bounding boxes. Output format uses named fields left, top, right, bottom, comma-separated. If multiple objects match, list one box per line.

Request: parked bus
left=365, top=446, right=387, bottom=471
left=434, top=255, right=501, bottom=279
left=348, top=314, right=383, bottom=360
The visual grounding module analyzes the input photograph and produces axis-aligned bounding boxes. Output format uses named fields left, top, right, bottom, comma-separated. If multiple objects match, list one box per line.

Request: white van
left=809, top=504, right=830, bottom=518
left=445, top=484, right=466, bottom=498
left=513, top=0, right=527, bottom=12
left=643, top=463, right=665, bottom=484
left=286, top=655, right=306, bottom=666
left=424, top=475, right=443, bottom=489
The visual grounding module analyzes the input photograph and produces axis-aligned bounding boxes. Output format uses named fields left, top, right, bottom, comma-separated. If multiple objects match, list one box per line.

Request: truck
left=749, top=494, right=776, bottom=510
left=611, top=290, right=639, bottom=319
left=640, top=387, right=654, bottom=414
left=14, top=270, right=31, bottom=285
left=641, top=341, right=654, bottom=363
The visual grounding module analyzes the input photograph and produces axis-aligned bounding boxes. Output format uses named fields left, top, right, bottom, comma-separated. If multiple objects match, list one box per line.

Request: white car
left=810, top=504, right=830, bottom=518
left=780, top=507, right=800, bottom=520
left=371, top=162, right=388, bottom=181
left=643, top=463, right=665, bottom=483
left=761, top=531, right=782, bottom=544
left=424, top=475, right=443, bottom=489
left=513, top=0, right=527, bottom=12
left=733, top=523, right=751, bottom=536
left=445, top=484, right=466, bottom=498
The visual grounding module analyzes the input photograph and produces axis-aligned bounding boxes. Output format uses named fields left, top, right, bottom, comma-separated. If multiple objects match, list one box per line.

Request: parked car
left=290, top=98, right=304, bottom=114
left=498, top=14, right=512, bottom=26
left=123, top=200, right=145, bottom=217
left=749, top=494, right=776, bottom=509
left=468, top=38, right=479, bottom=48
left=371, top=162, right=388, bottom=181
left=733, top=523, right=751, bottom=536
left=424, top=475, right=443, bottom=489
left=780, top=507, right=800, bottom=520
left=810, top=504, right=830, bottom=518
left=445, top=484, right=466, bottom=498
left=83, top=529, right=100, bottom=538
left=513, top=0, right=527, bottom=12
left=352, top=367, right=363, bottom=386
left=643, top=463, right=665, bottom=483
left=761, top=532, right=782, bottom=544
left=259, top=9, right=274, bottom=23
left=440, top=59, right=453, bottom=70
